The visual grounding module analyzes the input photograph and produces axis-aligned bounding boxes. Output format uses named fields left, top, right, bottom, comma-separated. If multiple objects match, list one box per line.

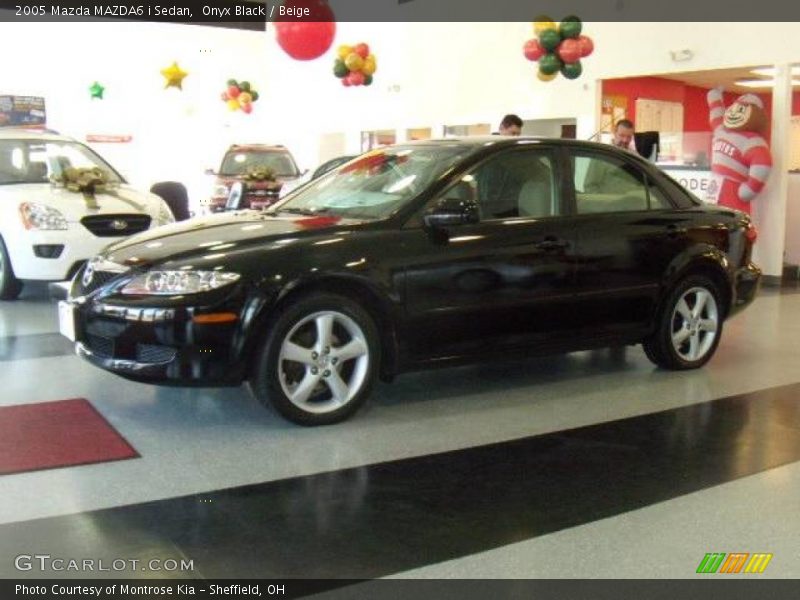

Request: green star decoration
left=89, top=82, right=105, bottom=100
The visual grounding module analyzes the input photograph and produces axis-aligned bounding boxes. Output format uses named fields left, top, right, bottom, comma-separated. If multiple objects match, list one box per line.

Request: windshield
left=273, top=144, right=471, bottom=220
left=0, top=139, right=123, bottom=186
left=220, top=150, right=299, bottom=178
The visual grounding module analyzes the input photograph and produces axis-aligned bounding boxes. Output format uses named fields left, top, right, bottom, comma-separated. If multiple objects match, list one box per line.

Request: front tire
left=0, top=236, right=23, bottom=301
left=643, top=275, right=723, bottom=370
left=251, top=293, right=381, bottom=426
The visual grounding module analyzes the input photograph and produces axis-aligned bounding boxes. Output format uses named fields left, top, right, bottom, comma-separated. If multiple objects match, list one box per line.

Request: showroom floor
left=0, top=283, right=799, bottom=580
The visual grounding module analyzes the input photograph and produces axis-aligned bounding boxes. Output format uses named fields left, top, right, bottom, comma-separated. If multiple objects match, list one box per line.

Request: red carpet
left=0, top=398, right=139, bottom=475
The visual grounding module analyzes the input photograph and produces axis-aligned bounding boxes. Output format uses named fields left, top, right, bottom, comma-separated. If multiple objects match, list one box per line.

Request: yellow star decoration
left=161, top=61, right=188, bottom=90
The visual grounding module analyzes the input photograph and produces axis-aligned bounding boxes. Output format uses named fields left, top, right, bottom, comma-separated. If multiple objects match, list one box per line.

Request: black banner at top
left=1, top=0, right=800, bottom=25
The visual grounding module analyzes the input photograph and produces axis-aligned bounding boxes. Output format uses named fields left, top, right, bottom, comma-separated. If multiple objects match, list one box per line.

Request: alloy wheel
left=670, top=286, right=719, bottom=362
left=278, top=310, right=370, bottom=414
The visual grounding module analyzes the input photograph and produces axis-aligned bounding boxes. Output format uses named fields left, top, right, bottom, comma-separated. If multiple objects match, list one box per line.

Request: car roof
left=404, top=135, right=617, bottom=151
left=0, top=128, right=73, bottom=143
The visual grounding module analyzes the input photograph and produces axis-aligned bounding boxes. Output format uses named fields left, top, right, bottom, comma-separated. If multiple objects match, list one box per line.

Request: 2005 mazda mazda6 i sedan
left=59, top=137, right=761, bottom=425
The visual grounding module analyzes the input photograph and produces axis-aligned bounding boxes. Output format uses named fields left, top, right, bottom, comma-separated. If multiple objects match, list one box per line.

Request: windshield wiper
left=267, top=207, right=330, bottom=216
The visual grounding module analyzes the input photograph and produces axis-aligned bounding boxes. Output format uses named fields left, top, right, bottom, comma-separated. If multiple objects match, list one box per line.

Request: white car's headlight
left=121, top=270, right=240, bottom=295
left=19, top=203, right=68, bottom=230
left=157, top=201, right=175, bottom=226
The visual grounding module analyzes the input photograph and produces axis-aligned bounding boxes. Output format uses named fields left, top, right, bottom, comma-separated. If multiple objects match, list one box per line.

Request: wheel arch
left=661, top=247, right=733, bottom=320
left=243, top=274, right=401, bottom=382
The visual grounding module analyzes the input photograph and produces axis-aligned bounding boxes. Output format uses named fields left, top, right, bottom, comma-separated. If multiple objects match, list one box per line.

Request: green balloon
left=240, top=81, right=251, bottom=92
left=226, top=79, right=238, bottom=87
left=561, top=60, right=583, bottom=80
left=560, top=16, right=582, bottom=39
left=250, top=90, right=259, bottom=101
left=364, top=74, right=373, bottom=86
left=538, top=28, right=562, bottom=52
left=333, top=59, right=349, bottom=78
left=539, top=53, right=563, bottom=75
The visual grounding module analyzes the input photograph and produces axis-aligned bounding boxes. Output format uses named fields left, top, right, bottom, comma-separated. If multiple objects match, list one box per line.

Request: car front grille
left=136, top=344, right=177, bottom=364
left=81, top=214, right=151, bottom=237
left=87, top=334, right=114, bottom=359
left=78, top=270, right=120, bottom=295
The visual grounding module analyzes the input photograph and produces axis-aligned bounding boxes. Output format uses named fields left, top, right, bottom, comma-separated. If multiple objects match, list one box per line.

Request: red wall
left=602, top=76, right=800, bottom=162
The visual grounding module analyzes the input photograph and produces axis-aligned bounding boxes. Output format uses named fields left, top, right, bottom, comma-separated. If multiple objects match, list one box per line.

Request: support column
left=752, top=63, right=792, bottom=284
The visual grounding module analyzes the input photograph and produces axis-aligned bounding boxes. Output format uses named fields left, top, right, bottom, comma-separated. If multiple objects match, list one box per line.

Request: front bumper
left=729, top=261, right=761, bottom=317
left=69, top=288, right=259, bottom=387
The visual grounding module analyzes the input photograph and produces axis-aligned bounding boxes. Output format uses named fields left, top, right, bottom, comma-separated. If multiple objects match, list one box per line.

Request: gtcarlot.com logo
left=696, top=552, right=773, bottom=574
left=15, top=554, right=194, bottom=573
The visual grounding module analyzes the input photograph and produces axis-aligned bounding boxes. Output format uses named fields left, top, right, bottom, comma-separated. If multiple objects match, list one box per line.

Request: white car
left=0, top=129, right=175, bottom=300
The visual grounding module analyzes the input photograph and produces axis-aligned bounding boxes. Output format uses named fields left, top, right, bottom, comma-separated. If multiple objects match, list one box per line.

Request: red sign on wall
left=86, top=134, right=133, bottom=143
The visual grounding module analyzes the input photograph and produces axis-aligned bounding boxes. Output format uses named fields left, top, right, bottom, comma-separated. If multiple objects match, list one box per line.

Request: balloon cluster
left=221, top=79, right=260, bottom=114
left=523, top=16, right=594, bottom=82
left=333, top=43, right=377, bottom=87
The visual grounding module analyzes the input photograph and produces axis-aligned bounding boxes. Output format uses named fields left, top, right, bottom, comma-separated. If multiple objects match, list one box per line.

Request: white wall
left=0, top=21, right=274, bottom=207
left=3, top=20, right=800, bottom=236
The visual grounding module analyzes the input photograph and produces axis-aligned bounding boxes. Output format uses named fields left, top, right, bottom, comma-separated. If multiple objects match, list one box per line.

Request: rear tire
left=251, top=293, right=381, bottom=426
left=0, top=236, right=23, bottom=301
left=643, top=275, right=723, bottom=370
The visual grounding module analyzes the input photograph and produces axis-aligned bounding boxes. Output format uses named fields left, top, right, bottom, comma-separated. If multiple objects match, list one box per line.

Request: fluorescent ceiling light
left=735, top=79, right=800, bottom=88
left=750, top=66, right=800, bottom=77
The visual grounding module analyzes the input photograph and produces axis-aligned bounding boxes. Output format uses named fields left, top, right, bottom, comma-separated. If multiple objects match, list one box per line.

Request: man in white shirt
left=612, top=119, right=637, bottom=153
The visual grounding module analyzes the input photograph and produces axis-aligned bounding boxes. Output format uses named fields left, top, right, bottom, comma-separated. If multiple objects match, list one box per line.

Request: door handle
left=535, top=238, right=569, bottom=251
left=666, top=224, right=687, bottom=238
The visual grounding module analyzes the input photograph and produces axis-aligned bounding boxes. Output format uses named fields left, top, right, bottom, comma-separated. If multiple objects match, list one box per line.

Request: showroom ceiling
left=658, top=65, right=800, bottom=93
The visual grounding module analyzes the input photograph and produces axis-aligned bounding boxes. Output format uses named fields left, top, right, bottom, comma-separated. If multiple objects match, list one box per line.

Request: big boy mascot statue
left=707, top=86, right=772, bottom=213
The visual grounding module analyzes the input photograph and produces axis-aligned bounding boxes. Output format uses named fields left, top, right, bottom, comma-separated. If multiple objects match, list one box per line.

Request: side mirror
left=204, top=168, right=216, bottom=176
left=424, top=197, right=479, bottom=228
left=226, top=181, right=244, bottom=210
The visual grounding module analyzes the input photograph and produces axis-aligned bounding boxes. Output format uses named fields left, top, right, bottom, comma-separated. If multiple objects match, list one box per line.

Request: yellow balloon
left=337, top=45, right=353, bottom=60
left=227, top=98, right=241, bottom=111
left=238, top=92, right=253, bottom=104
left=345, top=52, right=364, bottom=72
left=537, top=70, right=557, bottom=82
left=533, top=18, right=556, bottom=35
left=362, top=57, right=376, bottom=76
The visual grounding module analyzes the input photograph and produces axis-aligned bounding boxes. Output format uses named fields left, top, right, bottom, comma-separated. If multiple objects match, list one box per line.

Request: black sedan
left=59, top=137, right=761, bottom=425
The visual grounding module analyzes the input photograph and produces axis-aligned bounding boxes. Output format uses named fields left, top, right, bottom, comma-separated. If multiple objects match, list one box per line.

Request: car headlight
left=212, top=184, right=229, bottom=199
left=121, top=270, right=240, bottom=295
left=19, top=203, right=68, bottom=230
left=157, top=201, right=175, bottom=226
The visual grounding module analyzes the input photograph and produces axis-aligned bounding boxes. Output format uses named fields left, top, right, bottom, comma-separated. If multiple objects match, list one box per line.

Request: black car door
left=566, top=148, right=691, bottom=339
left=399, top=146, right=580, bottom=361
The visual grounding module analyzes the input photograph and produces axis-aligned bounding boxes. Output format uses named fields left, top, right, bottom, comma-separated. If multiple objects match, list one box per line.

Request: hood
left=2, top=183, right=163, bottom=221
left=102, top=211, right=360, bottom=266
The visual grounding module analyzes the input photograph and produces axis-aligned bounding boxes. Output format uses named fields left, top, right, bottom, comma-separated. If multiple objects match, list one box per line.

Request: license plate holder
left=58, top=301, right=77, bottom=342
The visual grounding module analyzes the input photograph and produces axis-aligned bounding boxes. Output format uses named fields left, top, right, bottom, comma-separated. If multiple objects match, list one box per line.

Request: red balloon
left=274, top=2, right=336, bottom=61
left=557, top=38, right=581, bottom=64
left=241, top=103, right=253, bottom=114
left=349, top=71, right=365, bottom=86
left=523, top=39, right=545, bottom=62
left=577, top=35, right=594, bottom=58
left=227, top=85, right=241, bottom=99
left=354, top=43, right=370, bottom=59
left=342, top=75, right=352, bottom=87
left=220, top=91, right=229, bottom=101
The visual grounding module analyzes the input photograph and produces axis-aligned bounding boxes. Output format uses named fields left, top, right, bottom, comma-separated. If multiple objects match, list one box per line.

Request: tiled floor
left=0, top=283, right=798, bottom=579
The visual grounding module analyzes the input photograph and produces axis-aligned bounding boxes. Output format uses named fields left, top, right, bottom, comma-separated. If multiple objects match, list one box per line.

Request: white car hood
left=4, top=183, right=163, bottom=222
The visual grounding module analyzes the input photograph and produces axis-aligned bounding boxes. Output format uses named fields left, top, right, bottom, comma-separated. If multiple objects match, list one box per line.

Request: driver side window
left=461, top=150, right=559, bottom=220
